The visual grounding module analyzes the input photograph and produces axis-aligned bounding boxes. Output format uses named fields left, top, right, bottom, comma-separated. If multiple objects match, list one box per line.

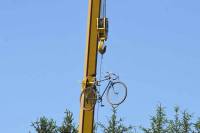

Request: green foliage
left=98, top=107, right=134, bottom=133
left=141, top=104, right=168, bottom=133
left=141, top=105, right=200, bottom=133
left=31, top=105, right=200, bottom=133
left=31, top=109, right=78, bottom=133
left=167, top=106, right=181, bottom=133
left=194, top=118, right=200, bottom=132
left=58, top=109, right=78, bottom=133
left=31, top=117, right=57, bottom=133
left=181, top=111, right=192, bottom=133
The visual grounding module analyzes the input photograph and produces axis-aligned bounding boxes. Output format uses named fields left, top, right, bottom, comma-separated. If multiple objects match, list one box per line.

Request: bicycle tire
left=106, top=81, right=127, bottom=107
left=80, top=86, right=97, bottom=111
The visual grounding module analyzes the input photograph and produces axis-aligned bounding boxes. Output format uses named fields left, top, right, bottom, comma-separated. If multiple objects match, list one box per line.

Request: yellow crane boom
left=79, top=0, right=108, bottom=132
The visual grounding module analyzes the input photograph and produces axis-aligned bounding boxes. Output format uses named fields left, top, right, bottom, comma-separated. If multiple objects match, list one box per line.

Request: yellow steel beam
left=79, top=0, right=102, bottom=133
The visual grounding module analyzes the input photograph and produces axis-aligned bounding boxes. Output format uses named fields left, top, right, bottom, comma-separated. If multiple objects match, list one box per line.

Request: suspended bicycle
left=80, top=72, right=127, bottom=111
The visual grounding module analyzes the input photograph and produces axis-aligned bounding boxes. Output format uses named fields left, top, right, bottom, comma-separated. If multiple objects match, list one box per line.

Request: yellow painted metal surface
left=79, top=0, right=102, bottom=133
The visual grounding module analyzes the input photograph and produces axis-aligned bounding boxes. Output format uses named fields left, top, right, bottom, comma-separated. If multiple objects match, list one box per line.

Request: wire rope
left=96, top=0, right=107, bottom=131
left=101, top=0, right=107, bottom=18
left=95, top=54, right=104, bottom=132
left=104, top=0, right=106, bottom=17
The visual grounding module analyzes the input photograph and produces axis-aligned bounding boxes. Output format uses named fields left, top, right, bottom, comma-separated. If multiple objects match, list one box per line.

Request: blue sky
left=0, top=0, right=200, bottom=132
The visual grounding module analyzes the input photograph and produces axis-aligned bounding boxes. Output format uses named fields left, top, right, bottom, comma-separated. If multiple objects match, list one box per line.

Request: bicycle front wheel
left=80, top=86, right=97, bottom=111
left=106, top=81, right=127, bottom=107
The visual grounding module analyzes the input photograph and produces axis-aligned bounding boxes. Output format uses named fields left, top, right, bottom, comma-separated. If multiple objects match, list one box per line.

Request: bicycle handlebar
left=104, top=72, right=119, bottom=80
left=95, top=72, right=119, bottom=85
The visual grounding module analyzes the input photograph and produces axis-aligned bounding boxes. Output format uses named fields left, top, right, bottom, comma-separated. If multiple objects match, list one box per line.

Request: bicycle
left=80, top=72, right=127, bottom=111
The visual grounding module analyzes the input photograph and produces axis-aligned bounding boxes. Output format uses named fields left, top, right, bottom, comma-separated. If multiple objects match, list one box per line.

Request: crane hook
left=98, top=40, right=106, bottom=55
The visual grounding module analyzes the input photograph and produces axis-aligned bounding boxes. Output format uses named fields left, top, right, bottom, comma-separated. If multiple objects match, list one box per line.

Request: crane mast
left=79, top=0, right=108, bottom=132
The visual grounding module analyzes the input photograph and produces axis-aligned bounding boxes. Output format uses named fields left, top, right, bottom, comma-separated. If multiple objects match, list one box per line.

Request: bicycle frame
left=97, top=80, right=113, bottom=101
left=95, top=72, right=119, bottom=103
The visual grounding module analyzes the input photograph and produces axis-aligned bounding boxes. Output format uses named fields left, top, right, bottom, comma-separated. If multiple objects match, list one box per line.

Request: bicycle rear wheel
left=80, top=86, right=97, bottom=111
left=106, top=81, right=127, bottom=107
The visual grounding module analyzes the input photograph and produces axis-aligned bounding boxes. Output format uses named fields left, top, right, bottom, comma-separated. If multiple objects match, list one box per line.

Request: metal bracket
left=97, top=17, right=108, bottom=41
left=82, top=76, right=96, bottom=88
